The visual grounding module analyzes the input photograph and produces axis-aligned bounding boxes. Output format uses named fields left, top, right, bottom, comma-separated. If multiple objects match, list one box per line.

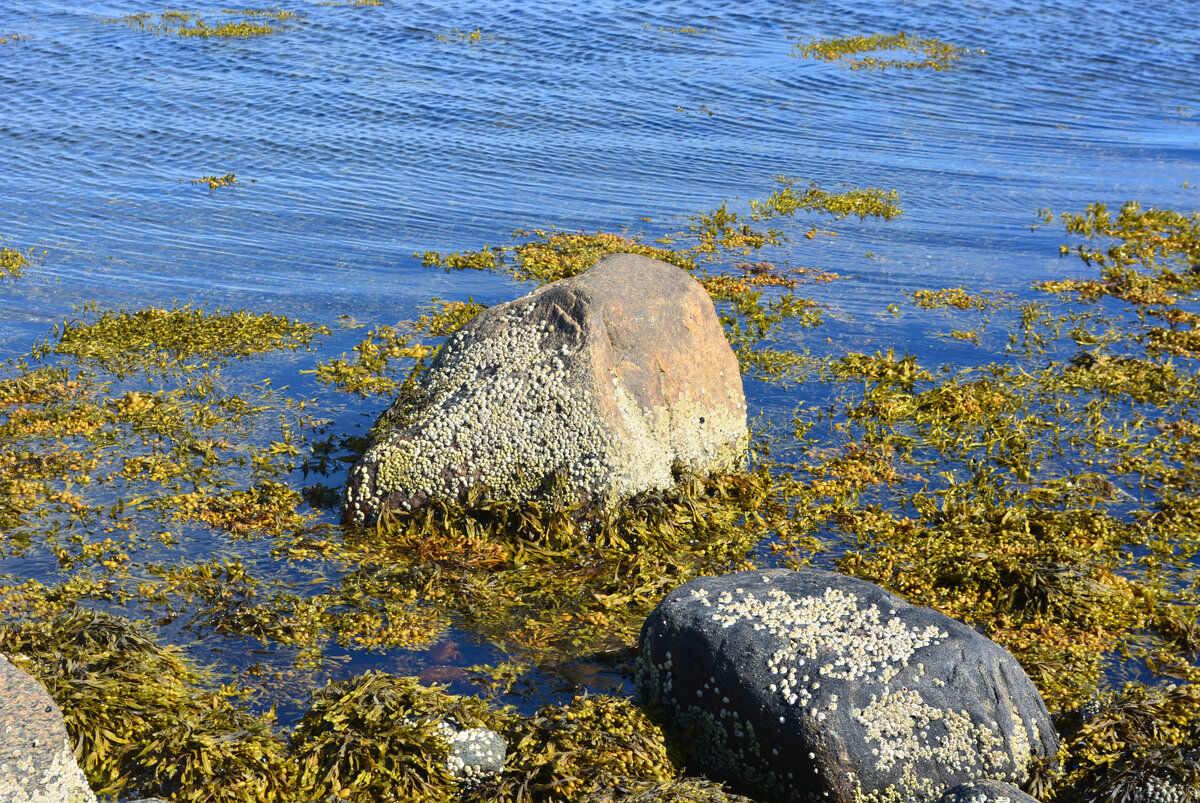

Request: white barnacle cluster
left=433, top=721, right=506, bottom=785
left=0, top=736, right=95, bottom=803
left=851, top=689, right=1008, bottom=776
left=1142, top=776, right=1189, bottom=803
left=705, top=586, right=944, bottom=689
left=345, top=299, right=621, bottom=523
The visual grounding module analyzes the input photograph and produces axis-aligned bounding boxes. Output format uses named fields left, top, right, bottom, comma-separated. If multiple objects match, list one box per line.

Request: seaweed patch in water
left=1037, top=201, right=1200, bottom=305
left=104, top=7, right=303, bottom=38
left=192, top=172, right=238, bottom=189
left=792, top=31, right=982, bottom=71
left=41, top=303, right=329, bottom=377
left=748, top=178, right=902, bottom=222
left=0, top=237, right=34, bottom=279
left=435, top=27, right=488, bottom=44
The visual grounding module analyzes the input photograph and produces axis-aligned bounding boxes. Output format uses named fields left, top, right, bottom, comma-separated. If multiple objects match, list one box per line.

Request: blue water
left=1, top=0, right=1198, bottom=716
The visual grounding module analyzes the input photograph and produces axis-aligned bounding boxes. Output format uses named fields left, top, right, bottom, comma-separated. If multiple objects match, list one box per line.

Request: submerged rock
left=345, top=252, right=747, bottom=524
left=636, top=569, right=1059, bottom=803
left=0, top=654, right=96, bottom=803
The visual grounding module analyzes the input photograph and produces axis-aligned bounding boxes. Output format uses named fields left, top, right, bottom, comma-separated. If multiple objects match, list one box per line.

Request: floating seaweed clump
left=105, top=8, right=303, bottom=38
left=0, top=608, right=293, bottom=802
left=913, top=286, right=1014, bottom=311
left=1038, top=201, right=1200, bottom=305
left=43, top=303, right=329, bottom=377
left=192, top=172, right=238, bottom=189
left=748, top=178, right=902, bottom=222
left=0, top=236, right=33, bottom=278
left=436, top=27, right=487, bottom=44
left=792, top=31, right=982, bottom=71
left=420, top=229, right=693, bottom=285
left=310, top=299, right=485, bottom=397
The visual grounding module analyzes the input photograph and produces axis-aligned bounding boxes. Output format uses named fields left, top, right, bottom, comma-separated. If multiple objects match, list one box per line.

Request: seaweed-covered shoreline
left=2, top=189, right=1200, bottom=801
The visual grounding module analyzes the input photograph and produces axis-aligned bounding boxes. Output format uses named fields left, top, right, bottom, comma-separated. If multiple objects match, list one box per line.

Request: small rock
left=345, top=252, right=747, bottom=524
left=433, top=720, right=507, bottom=785
left=0, top=654, right=97, bottom=803
left=938, top=779, right=1041, bottom=803
left=636, top=569, right=1060, bottom=803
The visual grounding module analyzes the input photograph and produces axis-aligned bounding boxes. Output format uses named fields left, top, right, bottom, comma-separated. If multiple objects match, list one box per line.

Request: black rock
left=636, top=569, right=1059, bottom=803
left=938, top=779, right=1042, bottom=803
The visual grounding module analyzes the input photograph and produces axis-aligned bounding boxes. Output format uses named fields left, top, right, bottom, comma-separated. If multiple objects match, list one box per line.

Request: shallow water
left=2, top=0, right=1199, bottom=720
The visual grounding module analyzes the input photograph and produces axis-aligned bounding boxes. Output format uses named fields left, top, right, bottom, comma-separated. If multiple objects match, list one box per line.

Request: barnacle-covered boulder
left=636, top=569, right=1059, bottom=803
left=0, top=654, right=97, bottom=803
left=344, top=253, right=747, bottom=525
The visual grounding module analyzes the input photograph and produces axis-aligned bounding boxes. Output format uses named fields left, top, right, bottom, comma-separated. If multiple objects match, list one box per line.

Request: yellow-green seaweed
left=792, top=31, right=981, bottom=71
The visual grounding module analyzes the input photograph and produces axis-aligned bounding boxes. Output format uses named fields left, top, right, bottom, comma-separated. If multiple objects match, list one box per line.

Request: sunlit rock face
left=344, top=252, right=748, bottom=525
left=637, top=569, right=1060, bottom=803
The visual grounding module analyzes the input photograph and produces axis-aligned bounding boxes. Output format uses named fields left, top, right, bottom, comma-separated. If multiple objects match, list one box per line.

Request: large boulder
left=636, top=569, right=1059, bottom=803
left=344, top=253, right=748, bottom=525
left=0, top=654, right=96, bottom=803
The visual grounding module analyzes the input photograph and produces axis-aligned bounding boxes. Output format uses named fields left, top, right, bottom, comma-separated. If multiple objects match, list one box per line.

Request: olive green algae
left=792, top=32, right=982, bottom=71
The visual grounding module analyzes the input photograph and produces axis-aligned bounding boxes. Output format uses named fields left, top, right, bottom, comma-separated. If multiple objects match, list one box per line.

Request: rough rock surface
left=636, top=569, right=1059, bottom=803
left=937, top=779, right=1042, bottom=803
left=0, top=654, right=96, bottom=803
left=345, top=253, right=747, bottom=524
left=434, top=721, right=507, bottom=786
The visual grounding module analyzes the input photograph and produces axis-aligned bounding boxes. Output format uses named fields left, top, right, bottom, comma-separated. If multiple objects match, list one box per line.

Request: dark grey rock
left=344, top=252, right=747, bottom=524
left=0, top=654, right=96, bottom=803
left=938, top=779, right=1041, bottom=803
left=636, top=569, right=1060, bottom=803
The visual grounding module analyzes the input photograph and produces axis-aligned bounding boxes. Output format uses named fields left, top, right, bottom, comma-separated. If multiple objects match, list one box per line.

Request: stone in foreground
left=636, top=569, right=1059, bottom=803
left=437, top=722, right=507, bottom=786
left=0, top=654, right=97, bottom=803
left=937, top=779, right=1042, bottom=803
left=345, top=253, right=747, bottom=524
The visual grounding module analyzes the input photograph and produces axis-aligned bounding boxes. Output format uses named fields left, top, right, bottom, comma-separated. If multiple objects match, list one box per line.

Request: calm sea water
left=1, top=0, right=1198, bottom=717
